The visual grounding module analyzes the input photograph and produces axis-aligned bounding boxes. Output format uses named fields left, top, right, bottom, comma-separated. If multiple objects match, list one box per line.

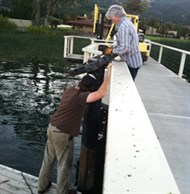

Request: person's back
left=120, top=17, right=140, bottom=54
left=115, top=16, right=142, bottom=69
left=50, top=87, right=89, bottom=136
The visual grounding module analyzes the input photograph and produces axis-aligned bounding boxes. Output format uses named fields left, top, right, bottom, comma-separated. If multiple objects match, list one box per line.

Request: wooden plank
left=0, top=165, right=57, bottom=194
left=0, top=173, right=38, bottom=193
left=0, top=165, right=38, bottom=187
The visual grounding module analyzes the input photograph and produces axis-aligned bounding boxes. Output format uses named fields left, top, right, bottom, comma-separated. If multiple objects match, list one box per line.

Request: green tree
left=178, top=27, right=190, bottom=39
left=9, top=0, right=34, bottom=19
left=157, top=22, right=169, bottom=36
left=33, top=0, right=87, bottom=26
left=147, top=17, right=159, bottom=35
left=139, top=18, right=149, bottom=32
left=123, top=0, right=149, bottom=15
left=34, top=0, right=41, bottom=26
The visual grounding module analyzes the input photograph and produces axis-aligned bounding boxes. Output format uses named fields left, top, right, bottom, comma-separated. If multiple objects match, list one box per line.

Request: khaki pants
left=38, top=124, right=74, bottom=194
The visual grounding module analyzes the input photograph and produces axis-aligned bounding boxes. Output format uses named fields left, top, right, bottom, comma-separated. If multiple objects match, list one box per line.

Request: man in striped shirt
left=105, top=5, right=143, bottom=80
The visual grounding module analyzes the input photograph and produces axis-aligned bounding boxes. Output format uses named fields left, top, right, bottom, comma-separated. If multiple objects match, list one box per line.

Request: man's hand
left=104, top=47, right=113, bottom=55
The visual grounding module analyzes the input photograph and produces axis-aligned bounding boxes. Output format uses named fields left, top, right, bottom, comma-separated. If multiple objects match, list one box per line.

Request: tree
left=123, top=0, right=149, bottom=15
left=157, top=23, right=169, bottom=36
left=44, top=0, right=57, bottom=26
left=9, top=0, right=34, bottom=20
left=33, top=0, right=87, bottom=26
left=34, top=0, right=41, bottom=26
left=139, top=18, right=149, bottom=33
left=178, top=27, right=190, bottom=39
left=147, top=17, right=159, bottom=35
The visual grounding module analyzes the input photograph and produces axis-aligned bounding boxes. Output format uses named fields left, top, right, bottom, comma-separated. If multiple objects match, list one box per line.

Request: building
left=65, top=16, right=111, bottom=36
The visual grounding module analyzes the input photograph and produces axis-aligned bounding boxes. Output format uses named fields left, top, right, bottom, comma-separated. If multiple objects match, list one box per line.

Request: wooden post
left=78, top=67, right=105, bottom=192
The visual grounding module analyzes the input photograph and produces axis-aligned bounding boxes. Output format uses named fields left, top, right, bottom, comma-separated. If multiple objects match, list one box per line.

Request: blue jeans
left=128, top=66, right=140, bottom=81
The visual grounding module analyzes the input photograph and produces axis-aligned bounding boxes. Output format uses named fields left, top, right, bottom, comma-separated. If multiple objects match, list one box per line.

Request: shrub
left=0, top=15, right=17, bottom=30
left=26, top=25, right=74, bottom=36
left=48, top=16, right=62, bottom=28
left=26, top=26, right=51, bottom=35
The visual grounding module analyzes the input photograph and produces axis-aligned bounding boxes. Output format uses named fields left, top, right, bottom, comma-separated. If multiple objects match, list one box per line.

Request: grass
left=0, top=29, right=89, bottom=65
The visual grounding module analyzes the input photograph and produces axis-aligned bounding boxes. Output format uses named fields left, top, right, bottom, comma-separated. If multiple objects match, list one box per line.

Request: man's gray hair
left=105, top=5, right=127, bottom=19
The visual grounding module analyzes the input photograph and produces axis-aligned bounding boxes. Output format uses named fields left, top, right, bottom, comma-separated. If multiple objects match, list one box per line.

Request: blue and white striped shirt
left=112, top=17, right=143, bottom=68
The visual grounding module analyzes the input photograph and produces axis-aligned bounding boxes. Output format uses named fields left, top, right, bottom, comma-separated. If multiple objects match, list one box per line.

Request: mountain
left=143, top=0, right=190, bottom=25
left=78, top=0, right=190, bottom=25
left=94, top=0, right=190, bottom=25
left=1, top=0, right=189, bottom=25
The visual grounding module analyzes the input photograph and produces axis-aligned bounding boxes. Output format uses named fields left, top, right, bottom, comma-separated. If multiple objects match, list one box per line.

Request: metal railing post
left=70, top=37, right=74, bottom=55
left=63, top=36, right=68, bottom=58
left=178, top=53, right=186, bottom=78
left=158, top=46, right=163, bottom=64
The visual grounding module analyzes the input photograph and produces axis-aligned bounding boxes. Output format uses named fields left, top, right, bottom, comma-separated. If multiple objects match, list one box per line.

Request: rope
left=21, top=172, right=34, bottom=194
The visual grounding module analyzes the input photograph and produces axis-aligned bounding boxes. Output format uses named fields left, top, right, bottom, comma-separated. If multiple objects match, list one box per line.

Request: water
left=0, top=62, right=81, bottom=186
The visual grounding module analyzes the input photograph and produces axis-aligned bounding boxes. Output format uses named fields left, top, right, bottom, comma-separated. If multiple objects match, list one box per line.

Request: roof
left=65, top=18, right=111, bottom=29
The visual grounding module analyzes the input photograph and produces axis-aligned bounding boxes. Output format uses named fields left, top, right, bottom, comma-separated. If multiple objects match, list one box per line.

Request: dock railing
left=103, top=60, right=180, bottom=194
left=63, top=35, right=113, bottom=62
left=63, top=35, right=91, bottom=62
left=150, top=41, right=190, bottom=79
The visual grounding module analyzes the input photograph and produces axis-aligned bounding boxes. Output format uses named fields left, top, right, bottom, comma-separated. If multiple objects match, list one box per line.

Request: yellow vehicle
left=93, top=4, right=151, bottom=62
left=125, top=14, right=151, bottom=62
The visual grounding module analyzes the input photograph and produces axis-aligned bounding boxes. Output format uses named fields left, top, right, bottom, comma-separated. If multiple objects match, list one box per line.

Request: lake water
left=0, top=62, right=82, bottom=187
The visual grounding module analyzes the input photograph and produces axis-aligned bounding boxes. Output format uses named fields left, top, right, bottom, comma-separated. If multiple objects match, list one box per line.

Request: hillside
left=143, top=0, right=190, bottom=25
left=1, top=0, right=189, bottom=25
left=63, top=0, right=190, bottom=25
left=92, top=0, right=190, bottom=25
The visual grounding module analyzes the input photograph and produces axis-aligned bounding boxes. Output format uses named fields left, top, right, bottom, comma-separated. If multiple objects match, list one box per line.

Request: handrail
left=63, top=35, right=114, bottom=62
left=150, top=41, right=190, bottom=78
left=103, top=60, right=180, bottom=194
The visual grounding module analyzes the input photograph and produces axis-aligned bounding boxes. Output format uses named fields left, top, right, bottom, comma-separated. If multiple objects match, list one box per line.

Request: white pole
left=158, top=46, right=163, bottom=64
left=70, top=37, right=74, bottom=55
left=178, top=53, right=186, bottom=78
left=63, top=36, right=68, bottom=58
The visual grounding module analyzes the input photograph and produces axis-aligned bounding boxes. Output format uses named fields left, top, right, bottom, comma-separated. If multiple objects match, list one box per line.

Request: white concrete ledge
left=103, top=60, right=180, bottom=194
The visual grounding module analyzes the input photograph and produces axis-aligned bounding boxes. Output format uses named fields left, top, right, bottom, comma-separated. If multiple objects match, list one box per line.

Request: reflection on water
left=0, top=62, right=80, bottom=183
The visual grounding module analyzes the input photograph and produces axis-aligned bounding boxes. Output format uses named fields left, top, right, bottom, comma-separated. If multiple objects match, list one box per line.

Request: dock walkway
left=136, top=57, right=190, bottom=194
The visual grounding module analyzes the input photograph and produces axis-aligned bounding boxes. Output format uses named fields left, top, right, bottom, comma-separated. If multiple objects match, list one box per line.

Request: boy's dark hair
left=78, top=74, right=97, bottom=92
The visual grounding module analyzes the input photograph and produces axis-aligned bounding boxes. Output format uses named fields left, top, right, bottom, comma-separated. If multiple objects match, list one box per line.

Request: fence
left=150, top=41, right=190, bottom=82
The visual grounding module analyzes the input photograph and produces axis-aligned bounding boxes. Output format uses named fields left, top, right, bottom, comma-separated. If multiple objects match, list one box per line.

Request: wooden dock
left=0, top=164, right=57, bottom=194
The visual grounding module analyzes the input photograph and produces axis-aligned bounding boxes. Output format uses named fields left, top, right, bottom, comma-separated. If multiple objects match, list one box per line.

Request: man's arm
left=86, top=63, right=112, bottom=103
